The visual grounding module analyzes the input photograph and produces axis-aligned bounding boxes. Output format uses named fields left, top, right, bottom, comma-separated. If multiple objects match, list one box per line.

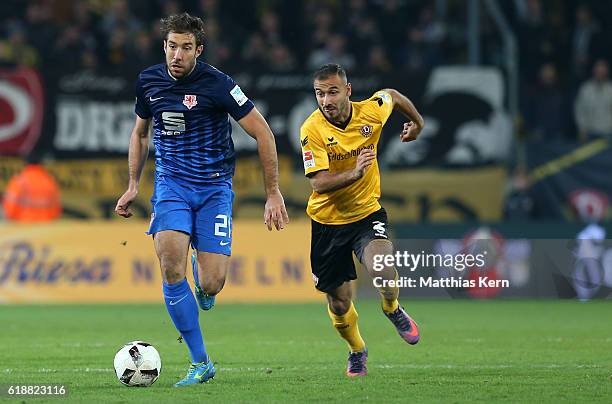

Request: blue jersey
left=135, top=61, right=254, bottom=184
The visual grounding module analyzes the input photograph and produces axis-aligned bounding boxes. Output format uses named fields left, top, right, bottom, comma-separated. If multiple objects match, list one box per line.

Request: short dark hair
left=313, top=64, right=347, bottom=83
left=160, top=13, right=205, bottom=47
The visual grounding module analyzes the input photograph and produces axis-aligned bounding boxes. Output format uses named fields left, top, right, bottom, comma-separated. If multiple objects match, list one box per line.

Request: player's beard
left=322, top=106, right=335, bottom=121
left=168, top=59, right=195, bottom=79
left=323, top=99, right=349, bottom=124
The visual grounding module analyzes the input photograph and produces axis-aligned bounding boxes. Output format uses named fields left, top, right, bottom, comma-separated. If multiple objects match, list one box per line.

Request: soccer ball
left=113, top=341, right=161, bottom=387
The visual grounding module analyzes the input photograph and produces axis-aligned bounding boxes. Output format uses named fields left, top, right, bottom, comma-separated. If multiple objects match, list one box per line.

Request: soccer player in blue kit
left=115, top=13, right=289, bottom=387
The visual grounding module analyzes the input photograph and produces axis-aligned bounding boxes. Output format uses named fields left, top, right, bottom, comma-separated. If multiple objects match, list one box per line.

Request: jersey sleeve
left=217, top=74, right=255, bottom=121
left=134, top=75, right=152, bottom=119
left=300, top=126, right=329, bottom=177
left=370, top=90, right=394, bottom=125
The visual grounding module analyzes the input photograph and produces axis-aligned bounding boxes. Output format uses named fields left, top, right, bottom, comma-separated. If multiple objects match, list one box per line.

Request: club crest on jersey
left=360, top=125, right=373, bottom=138
left=183, top=94, right=197, bottom=109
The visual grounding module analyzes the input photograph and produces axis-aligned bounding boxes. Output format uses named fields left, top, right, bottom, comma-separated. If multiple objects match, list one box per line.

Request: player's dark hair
left=313, top=64, right=348, bottom=83
left=160, top=12, right=205, bottom=47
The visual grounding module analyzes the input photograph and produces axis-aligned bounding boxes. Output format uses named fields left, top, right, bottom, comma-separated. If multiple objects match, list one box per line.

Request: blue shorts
left=147, top=175, right=234, bottom=255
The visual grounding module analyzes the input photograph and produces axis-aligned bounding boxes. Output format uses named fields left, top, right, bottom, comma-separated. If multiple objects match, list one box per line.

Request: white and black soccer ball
left=113, top=341, right=161, bottom=387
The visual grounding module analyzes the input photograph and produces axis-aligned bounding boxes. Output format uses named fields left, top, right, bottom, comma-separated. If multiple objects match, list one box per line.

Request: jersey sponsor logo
left=326, top=136, right=338, bottom=147
left=372, top=221, right=388, bottom=238
left=161, top=111, right=185, bottom=134
left=303, top=150, right=315, bottom=169
left=230, top=85, right=248, bottom=106
left=328, top=144, right=374, bottom=161
left=301, top=136, right=308, bottom=147
left=182, top=94, right=197, bottom=109
left=360, top=125, right=373, bottom=138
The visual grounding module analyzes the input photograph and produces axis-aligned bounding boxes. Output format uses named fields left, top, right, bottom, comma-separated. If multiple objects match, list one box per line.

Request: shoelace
left=184, top=364, right=198, bottom=378
left=389, top=309, right=411, bottom=332
left=348, top=352, right=365, bottom=373
left=184, top=362, right=207, bottom=378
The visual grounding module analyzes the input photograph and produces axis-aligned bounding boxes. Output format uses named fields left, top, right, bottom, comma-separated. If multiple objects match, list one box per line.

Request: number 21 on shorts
left=214, top=214, right=231, bottom=238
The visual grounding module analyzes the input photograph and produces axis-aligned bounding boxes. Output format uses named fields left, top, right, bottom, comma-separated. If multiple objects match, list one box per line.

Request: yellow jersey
left=300, top=90, right=394, bottom=224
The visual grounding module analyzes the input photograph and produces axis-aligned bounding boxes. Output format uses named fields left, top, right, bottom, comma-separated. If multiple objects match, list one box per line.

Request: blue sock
left=163, top=278, right=208, bottom=364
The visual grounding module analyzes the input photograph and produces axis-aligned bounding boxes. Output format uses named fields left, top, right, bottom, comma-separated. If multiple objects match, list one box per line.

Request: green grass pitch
left=1, top=300, right=610, bottom=403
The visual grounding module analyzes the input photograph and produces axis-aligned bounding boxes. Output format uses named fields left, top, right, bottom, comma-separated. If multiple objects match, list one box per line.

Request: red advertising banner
left=0, top=68, right=44, bottom=155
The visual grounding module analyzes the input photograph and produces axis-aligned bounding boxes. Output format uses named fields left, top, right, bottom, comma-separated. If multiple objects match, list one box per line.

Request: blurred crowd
left=512, top=0, right=612, bottom=142
left=1, top=0, right=612, bottom=142
left=0, top=0, right=457, bottom=75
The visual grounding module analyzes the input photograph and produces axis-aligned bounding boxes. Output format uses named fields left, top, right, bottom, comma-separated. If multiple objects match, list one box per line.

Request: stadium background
left=2, top=0, right=611, bottom=302
left=0, top=1, right=611, bottom=402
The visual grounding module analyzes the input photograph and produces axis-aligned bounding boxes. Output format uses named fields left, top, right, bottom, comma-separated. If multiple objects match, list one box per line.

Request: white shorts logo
left=230, top=85, right=248, bottom=106
left=312, top=273, right=319, bottom=285
left=372, top=221, right=388, bottom=238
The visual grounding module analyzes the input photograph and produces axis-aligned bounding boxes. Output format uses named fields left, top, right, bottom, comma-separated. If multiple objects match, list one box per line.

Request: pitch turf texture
left=1, top=301, right=610, bottom=403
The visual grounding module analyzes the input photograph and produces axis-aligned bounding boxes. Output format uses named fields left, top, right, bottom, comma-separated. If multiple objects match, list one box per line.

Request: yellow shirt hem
left=307, top=202, right=382, bottom=225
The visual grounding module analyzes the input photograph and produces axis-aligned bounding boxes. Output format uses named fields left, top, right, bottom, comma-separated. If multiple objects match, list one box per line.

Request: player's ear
left=346, top=83, right=352, bottom=97
left=195, top=45, right=204, bottom=58
left=163, top=40, right=167, bottom=54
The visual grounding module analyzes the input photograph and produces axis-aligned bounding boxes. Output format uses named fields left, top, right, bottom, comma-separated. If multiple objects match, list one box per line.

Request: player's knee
left=163, top=269, right=184, bottom=284
left=328, top=296, right=351, bottom=315
left=158, top=255, right=185, bottom=284
left=363, top=239, right=395, bottom=271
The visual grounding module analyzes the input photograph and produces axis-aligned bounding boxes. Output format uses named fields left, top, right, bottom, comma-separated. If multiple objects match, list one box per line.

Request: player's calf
left=191, top=252, right=216, bottom=311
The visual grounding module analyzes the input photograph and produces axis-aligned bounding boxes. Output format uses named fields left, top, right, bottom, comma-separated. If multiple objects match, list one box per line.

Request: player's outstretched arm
left=115, top=116, right=151, bottom=218
left=383, top=88, right=425, bottom=142
left=309, top=149, right=376, bottom=194
left=238, top=108, right=289, bottom=231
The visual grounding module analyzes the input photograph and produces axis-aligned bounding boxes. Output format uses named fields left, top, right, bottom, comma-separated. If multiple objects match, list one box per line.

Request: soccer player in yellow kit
left=300, top=64, right=425, bottom=376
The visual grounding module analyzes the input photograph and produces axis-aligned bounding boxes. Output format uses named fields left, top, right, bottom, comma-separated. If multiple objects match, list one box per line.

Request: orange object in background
left=2, top=164, right=62, bottom=221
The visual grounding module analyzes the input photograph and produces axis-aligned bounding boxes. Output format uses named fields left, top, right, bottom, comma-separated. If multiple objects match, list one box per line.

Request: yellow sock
left=327, top=302, right=366, bottom=352
left=381, top=298, right=399, bottom=313
left=380, top=271, right=400, bottom=313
